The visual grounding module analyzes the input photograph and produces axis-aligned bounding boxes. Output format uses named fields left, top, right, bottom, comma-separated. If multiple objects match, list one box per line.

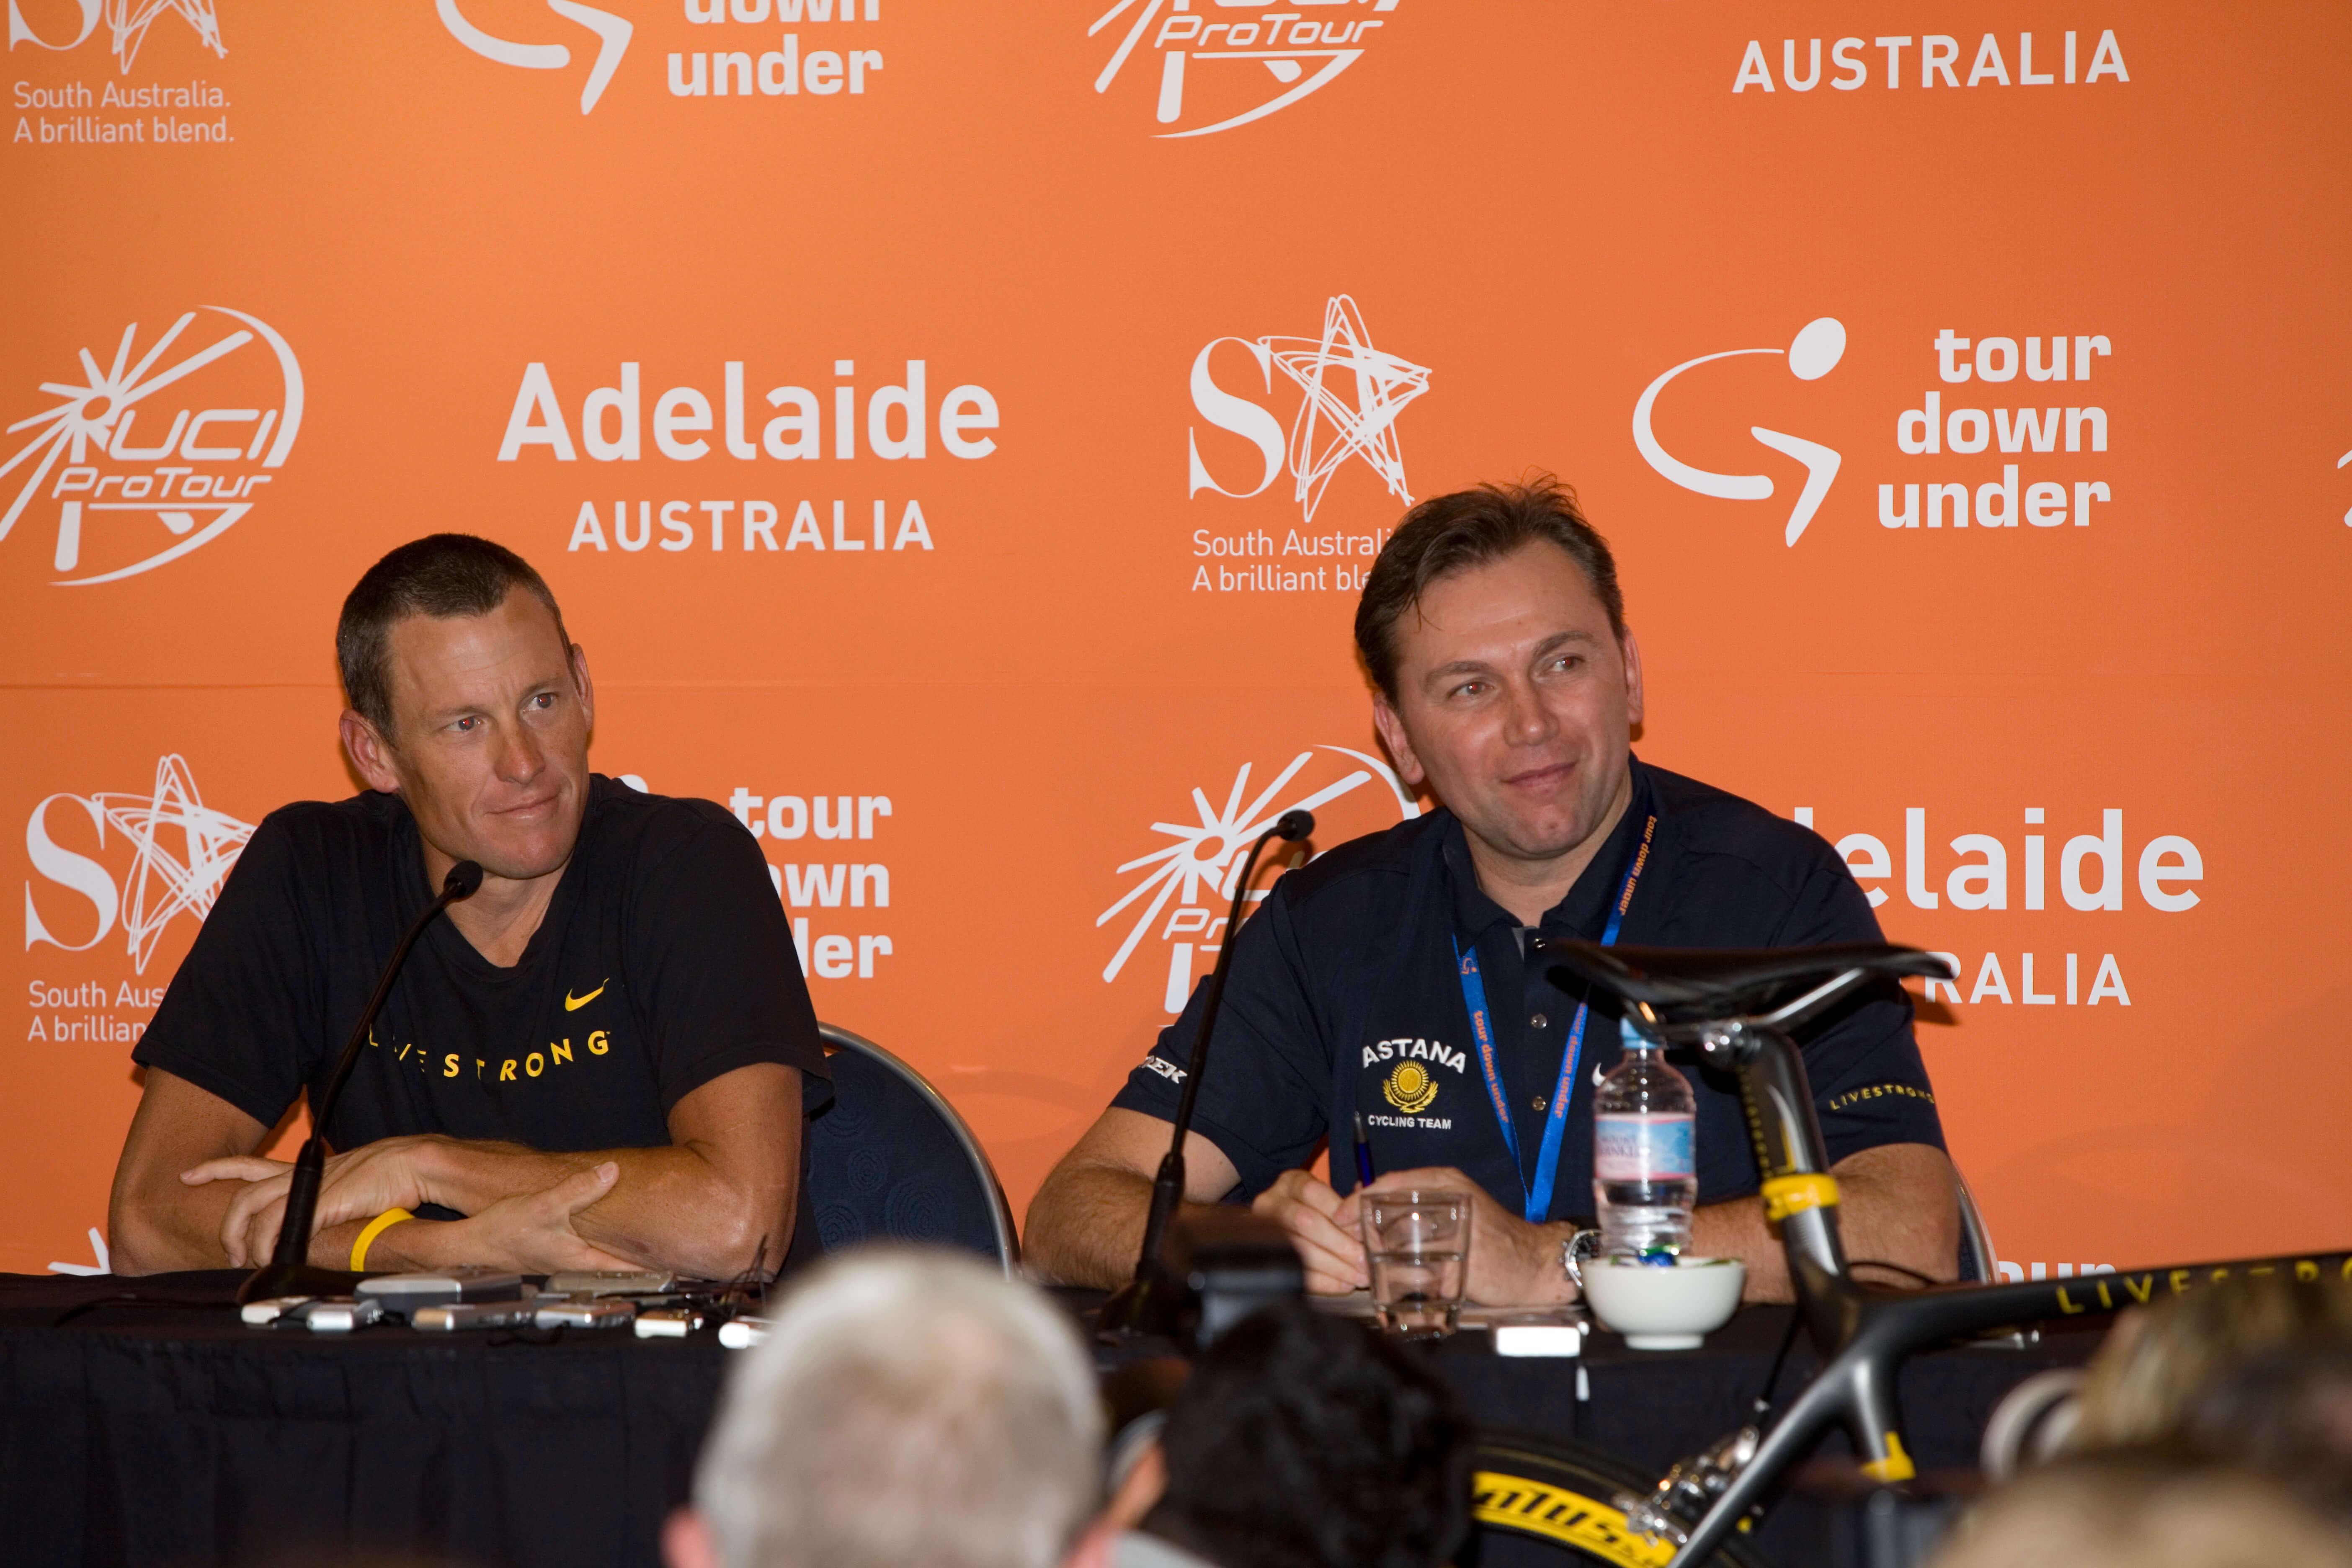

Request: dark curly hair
left=1144, top=1299, right=1473, bottom=1568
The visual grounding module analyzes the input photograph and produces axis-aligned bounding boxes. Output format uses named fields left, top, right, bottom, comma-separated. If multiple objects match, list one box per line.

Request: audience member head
left=1927, top=1450, right=2352, bottom=1568
left=2185, top=1338, right=2352, bottom=1513
left=2071, top=1272, right=2352, bottom=1452
left=1136, top=1300, right=1472, bottom=1568
left=667, top=1248, right=1106, bottom=1568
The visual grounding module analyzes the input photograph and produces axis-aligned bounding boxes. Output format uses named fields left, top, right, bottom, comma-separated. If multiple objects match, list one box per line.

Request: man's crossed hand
left=182, top=1136, right=641, bottom=1274
left=1249, top=1165, right=1576, bottom=1306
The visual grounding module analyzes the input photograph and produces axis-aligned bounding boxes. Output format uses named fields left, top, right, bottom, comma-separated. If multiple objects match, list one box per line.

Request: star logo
left=1186, top=294, right=1431, bottom=524
left=23, top=754, right=255, bottom=972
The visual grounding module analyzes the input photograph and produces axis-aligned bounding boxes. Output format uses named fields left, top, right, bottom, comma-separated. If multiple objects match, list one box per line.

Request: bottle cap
left=1620, top=1016, right=1646, bottom=1049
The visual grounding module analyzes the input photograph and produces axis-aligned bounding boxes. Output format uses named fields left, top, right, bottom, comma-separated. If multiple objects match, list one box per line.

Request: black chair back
left=804, top=1023, right=1019, bottom=1270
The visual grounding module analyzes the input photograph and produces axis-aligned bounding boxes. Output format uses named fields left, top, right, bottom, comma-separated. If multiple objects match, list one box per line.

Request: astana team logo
left=1099, top=745, right=1419, bottom=1014
left=24, top=754, right=253, bottom=972
left=2, top=305, right=302, bottom=585
left=1088, top=0, right=1400, bottom=137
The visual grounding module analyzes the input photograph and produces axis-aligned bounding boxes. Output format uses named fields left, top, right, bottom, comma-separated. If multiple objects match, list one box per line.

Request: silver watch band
left=1561, top=1226, right=1600, bottom=1291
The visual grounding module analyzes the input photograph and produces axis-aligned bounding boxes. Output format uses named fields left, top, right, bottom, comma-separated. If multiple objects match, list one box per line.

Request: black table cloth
left=0, top=1272, right=2105, bottom=1568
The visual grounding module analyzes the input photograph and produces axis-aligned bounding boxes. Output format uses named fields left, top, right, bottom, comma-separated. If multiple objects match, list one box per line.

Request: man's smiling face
left=369, top=589, right=593, bottom=883
left=1371, top=540, right=1643, bottom=874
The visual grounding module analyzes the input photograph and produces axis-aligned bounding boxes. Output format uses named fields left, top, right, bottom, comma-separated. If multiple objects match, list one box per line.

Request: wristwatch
left=1560, top=1226, right=1602, bottom=1292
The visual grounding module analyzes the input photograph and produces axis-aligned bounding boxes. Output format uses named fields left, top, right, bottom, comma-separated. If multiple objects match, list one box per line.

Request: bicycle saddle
left=1530, top=939, right=1955, bottom=1024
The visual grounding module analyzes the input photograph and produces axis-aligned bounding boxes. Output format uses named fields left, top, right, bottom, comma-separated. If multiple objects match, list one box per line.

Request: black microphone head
left=1274, top=810, right=1314, bottom=842
left=443, top=861, right=485, bottom=900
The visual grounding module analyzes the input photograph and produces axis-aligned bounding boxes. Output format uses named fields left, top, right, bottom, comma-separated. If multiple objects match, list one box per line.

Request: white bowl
left=1580, top=1256, right=1746, bottom=1350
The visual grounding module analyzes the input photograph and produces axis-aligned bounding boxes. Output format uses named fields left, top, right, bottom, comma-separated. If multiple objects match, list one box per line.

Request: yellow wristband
left=351, top=1207, right=415, bottom=1272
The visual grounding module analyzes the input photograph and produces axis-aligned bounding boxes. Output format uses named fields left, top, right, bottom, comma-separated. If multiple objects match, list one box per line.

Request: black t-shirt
left=135, top=776, right=829, bottom=1222
left=1110, top=756, right=1944, bottom=1220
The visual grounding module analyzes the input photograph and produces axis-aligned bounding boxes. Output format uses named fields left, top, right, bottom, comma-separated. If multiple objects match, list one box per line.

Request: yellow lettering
left=588, top=1030, right=610, bottom=1056
left=442, top=1053, right=459, bottom=1078
left=2096, top=1280, right=2112, bottom=1310
left=526, top=1051, right=545, bottom=1078
left=2298, top=1260, right=2320, bottom=1282
left=2055, top=1286, right=2084, bottom=1314
left=500, top=1060, right=517, bottom=1081
left=2251, top=1266, right=2274, bottom=1277
left=553, top=1038, right=573, bottom=1065
left=2123, top=1274, right=2153, bottom=1303
left=2169, top=1269, right=2191, bottom=1295
left=2210, top=1267, right=2229, bottom=1284
left=476, top=1058, right=486, bottom=1079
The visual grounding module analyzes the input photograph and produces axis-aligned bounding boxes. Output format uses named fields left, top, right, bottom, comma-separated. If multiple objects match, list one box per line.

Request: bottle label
left=1594, top=1114, right=1695, bottom=1181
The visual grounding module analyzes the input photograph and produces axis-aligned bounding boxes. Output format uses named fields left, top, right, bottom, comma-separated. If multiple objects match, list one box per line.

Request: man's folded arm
left=1690, top=1141, right=1960, bottom=1302
left=411, top=1060, right=805, bottom=1279
left=131, top=1061, right=805, bottom=1280
left=108, top=1068, right=275, bottom=1275
left=1024, top=1108, right=1245, bottom=1289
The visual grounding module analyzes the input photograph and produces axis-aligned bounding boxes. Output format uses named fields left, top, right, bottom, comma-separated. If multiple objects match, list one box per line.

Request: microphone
left=236, top=860, right=484, bottom=1304
left=1101, top=810, right=1313, bottom=1335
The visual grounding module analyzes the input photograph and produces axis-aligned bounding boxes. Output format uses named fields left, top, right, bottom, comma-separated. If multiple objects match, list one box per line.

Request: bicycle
left=1463, top=938, right=2352, bottom=1568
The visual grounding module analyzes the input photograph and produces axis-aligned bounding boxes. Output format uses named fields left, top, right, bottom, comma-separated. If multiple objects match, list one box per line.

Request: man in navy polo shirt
left=1027, top=478, right=1957, bottom=1305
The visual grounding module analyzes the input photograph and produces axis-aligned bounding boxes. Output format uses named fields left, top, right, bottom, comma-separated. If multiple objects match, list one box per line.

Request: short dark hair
left=1353, top=475, right=1625, bottom=701
left=336, top=534, right=568, bottom=737
left=1144, top=1300, right=1473, bottom=1568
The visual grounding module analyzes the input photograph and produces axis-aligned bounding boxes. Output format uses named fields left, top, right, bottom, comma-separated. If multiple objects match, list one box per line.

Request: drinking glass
left=1360, top=1189, right=1470, bottom=1338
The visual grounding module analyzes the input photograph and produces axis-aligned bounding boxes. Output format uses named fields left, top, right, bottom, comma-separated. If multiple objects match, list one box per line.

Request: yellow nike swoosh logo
left=564, top=981, right=608, bottom=1012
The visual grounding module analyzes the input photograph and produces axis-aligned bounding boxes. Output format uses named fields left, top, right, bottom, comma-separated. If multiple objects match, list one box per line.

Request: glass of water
left=1360, top=1189, right=1470, bottom=1338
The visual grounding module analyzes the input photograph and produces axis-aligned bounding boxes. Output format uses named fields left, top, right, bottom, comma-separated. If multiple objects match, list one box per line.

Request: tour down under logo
left=1100, top=745, right=1418, bottom=1014
left=1088, top=0, right=1400, bottom=137
left=1, top=305, right=301, bottom=585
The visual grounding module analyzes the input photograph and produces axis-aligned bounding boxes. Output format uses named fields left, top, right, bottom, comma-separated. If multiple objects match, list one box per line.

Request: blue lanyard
left=1454, top=804, right=1657, bottom=1225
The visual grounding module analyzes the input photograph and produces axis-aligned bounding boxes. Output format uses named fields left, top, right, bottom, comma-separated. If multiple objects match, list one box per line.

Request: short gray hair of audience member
left=694, top=1248, right=1106, bottom=1568
left=1929, top=1452, right=2352, bottom=1568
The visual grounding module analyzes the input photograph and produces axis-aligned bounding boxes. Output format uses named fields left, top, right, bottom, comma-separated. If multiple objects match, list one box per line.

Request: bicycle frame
left=1625, top=984, right=2352, bottom=1568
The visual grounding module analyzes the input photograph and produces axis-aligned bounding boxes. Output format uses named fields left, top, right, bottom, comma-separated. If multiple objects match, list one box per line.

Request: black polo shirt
left=1109, top=756, right=1944, bottom=1220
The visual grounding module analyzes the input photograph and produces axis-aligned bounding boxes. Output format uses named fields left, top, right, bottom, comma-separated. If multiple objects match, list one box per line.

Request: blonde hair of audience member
left=2071, top=1273, right=2352, bottom=1451
left=665, top=1248, right=1108, bottom=1568
left=1929, top=1453, right=2352, bottom=1568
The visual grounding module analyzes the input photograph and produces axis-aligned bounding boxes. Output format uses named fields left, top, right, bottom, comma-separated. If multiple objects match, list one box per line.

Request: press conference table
left=0, top=1271, right=2106, bottom=1568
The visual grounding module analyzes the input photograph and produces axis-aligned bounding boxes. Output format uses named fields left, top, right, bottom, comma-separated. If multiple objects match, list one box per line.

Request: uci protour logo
left=1099, top=745, right=1418, bottom=1014
left=23, top=754, right=253, bottom=977
left=435, top=0, right=632, bottom=115
left=1088, top=0, right=1399, bottom=138
left=1186, top=294, right=1427, bottom=596
left=2, top=306, right=302, bottom=585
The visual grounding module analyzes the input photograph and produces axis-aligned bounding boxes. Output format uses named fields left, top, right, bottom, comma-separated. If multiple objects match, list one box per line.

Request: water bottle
left=1593, top=1016, right=1697, bottom=1259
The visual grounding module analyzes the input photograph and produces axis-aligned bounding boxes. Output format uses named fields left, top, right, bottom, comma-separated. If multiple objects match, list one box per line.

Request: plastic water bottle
left=1593, top=1017, right=1697, bottom=1259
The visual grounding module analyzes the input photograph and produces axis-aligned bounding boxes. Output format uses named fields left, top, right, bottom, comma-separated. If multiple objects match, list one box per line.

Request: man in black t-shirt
left=1026, top=479, right=1959, bottom=1305
left=108, top=535, right=827, bottom=1279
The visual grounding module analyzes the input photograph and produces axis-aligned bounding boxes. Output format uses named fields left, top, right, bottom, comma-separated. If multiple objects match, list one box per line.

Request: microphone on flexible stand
left=236, top=859, right=484, bottom=1305
left=1100, top=810, right=1313, bottom=1337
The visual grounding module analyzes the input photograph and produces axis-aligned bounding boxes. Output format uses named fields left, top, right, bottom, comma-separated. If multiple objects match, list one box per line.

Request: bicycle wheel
left=1468, top=1431, right=1774, bottom=1568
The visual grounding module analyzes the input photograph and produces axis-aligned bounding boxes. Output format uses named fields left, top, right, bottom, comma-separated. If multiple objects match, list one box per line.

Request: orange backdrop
left=5, top=1, right=2349, bottom=1279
